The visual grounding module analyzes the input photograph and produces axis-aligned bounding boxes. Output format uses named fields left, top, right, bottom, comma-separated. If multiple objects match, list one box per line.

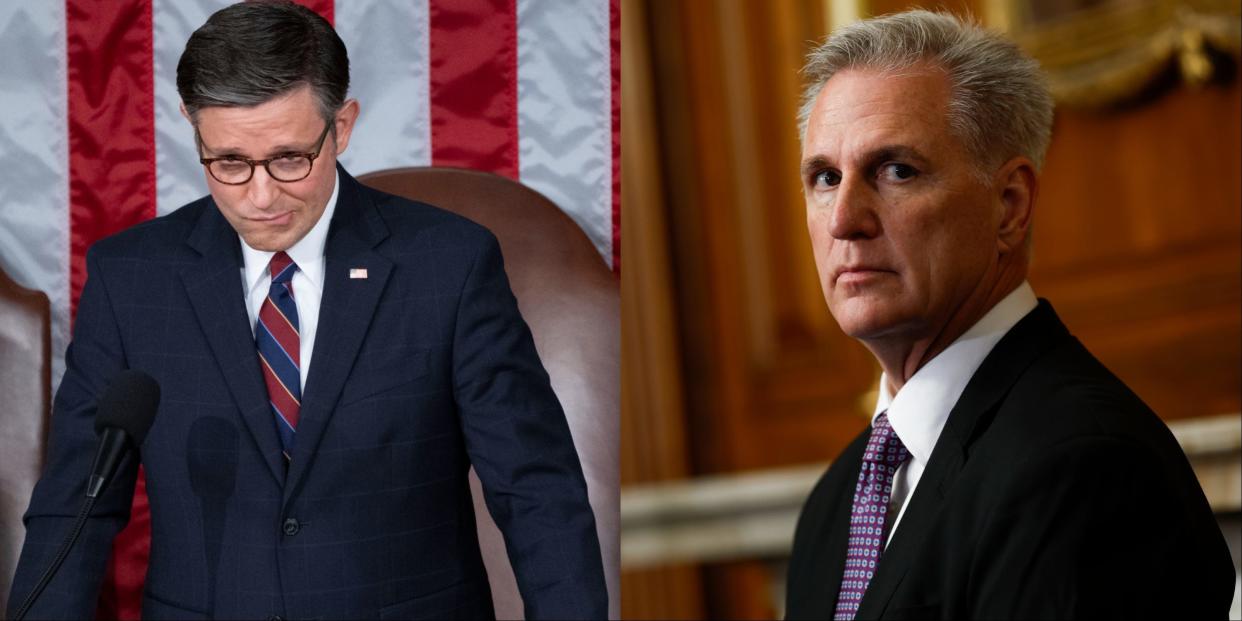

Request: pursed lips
left=248, top=210, right=294, bottom=223
left=832, top=264, right=895, bottom=286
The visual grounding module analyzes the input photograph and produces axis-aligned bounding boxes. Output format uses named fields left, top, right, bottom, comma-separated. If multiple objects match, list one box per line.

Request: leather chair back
left=0, top=266, right=52, bottom=616
left=358, top=167, right=619, bottom=620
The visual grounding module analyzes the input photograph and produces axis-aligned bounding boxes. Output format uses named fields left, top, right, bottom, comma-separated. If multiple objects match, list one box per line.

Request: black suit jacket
left=787, top=301, right=1234, bottom=619
left=9, top=167, right=606, bottom=620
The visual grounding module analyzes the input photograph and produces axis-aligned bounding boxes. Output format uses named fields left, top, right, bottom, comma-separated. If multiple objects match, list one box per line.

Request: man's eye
left=881, top=163, right=917, bottom=181
left=812, top=169, right=841, bottom=188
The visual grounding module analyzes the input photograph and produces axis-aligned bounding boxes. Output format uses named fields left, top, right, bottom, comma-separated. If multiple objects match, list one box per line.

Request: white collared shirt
left=874, top=281, right=1039, bottom=546
left=240, top=171, right=339, bottom=390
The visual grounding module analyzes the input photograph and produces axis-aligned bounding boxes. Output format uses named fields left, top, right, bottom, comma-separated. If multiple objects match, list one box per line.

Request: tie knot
left=269, top=252, right=297, bottom=284
left=863, top=412, right=910, bottom=467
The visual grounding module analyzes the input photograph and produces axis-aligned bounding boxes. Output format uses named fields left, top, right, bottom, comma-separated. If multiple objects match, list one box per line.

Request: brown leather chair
left=358, top=167, right=620, bottom=620
left=0, top=266, right=52, bottom=617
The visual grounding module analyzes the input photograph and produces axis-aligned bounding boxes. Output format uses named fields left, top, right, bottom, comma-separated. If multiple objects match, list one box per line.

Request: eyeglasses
left=197, top=122, right=332, bottom=185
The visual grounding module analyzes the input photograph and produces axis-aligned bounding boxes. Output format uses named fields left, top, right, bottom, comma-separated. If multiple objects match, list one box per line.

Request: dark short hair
left=177, top=0, right=349, bottom=122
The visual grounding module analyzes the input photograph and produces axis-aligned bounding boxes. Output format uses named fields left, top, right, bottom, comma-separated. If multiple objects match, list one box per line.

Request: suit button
left=282, top=517, right=300, bottom=536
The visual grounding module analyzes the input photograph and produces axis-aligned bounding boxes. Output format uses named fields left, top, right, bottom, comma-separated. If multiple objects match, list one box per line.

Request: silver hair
left=798, top=10, right=1054, bottom=173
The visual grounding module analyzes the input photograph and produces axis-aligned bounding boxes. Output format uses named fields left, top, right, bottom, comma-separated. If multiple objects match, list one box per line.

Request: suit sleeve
left=450, top=231, right=607, bottom=620
left=969, top=434, right=1234, bottom=619
left=6, top=248, right=140, bottom=619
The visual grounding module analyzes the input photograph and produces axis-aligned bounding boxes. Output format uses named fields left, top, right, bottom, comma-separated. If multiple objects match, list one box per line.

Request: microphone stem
left=12, top=495, right=98, bottom=621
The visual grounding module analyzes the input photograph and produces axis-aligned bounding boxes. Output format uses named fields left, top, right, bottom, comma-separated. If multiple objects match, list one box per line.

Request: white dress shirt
left=875, top=281, right=1038, bottom=546
left=240, top=171, right=339, bottom=390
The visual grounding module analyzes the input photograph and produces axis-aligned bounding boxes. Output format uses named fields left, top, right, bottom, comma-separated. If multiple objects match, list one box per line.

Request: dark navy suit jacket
left=9, top=167, right=606, bottom=619
left=786, top=301, right=1234, bottom=619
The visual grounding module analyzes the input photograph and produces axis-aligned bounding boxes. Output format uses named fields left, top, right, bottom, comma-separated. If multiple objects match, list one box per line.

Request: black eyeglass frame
left=197, top=122, right=333, bottom=185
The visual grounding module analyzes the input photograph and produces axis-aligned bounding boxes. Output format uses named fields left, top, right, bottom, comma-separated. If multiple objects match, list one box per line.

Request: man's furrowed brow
left=863, top=144, right=929, bottom=167
left=205, top=146, right=247, bottom=158
left=801, top=155, right=830, bottom=177
left=265, top=140, right=317, bottom=155
left=801, top=145, right=930, bottom=176
left=199, top=142, right=307, bottom=159
left=195, top=134, right=244, bottom=158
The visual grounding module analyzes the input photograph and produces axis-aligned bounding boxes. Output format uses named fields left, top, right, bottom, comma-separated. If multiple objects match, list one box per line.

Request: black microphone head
left=94, top=370, right=161, bottom=447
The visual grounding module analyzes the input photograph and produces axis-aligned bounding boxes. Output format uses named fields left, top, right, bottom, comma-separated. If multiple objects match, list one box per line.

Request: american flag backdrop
left=0, top=0, right=619, bottom=617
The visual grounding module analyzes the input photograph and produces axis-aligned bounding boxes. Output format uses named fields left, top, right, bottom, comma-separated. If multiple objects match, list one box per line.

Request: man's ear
left=331, top=99, right=361, bottom=155
left=995, top=156, right=1038, bottom=255
left=179, top=101, right=192, bottom=124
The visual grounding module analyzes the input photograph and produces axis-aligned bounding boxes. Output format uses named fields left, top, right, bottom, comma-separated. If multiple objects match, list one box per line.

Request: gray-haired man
left=786, top=10, right=1233, bottom=619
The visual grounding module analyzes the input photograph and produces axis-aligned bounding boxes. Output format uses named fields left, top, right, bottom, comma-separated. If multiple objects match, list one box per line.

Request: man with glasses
left=197, top=121, right=332, bottom=186
left=8, top=2, right=606, bottom=619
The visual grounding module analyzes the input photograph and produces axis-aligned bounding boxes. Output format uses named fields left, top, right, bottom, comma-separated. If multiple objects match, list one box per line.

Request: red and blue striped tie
left=256, top=251, right=301, bottom=463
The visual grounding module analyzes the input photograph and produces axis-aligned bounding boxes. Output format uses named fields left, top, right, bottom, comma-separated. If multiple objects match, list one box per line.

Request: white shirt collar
left=240, top=169, right=339, bottom=295
left=872, top=281, right=1039, bottom=462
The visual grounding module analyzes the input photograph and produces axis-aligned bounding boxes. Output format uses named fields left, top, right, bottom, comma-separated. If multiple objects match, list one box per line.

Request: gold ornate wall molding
left=987, top=0, right=1241, bottom=107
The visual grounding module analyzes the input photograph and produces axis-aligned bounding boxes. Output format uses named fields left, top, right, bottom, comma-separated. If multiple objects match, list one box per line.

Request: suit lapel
left=853, top=435, right=965, bottom=618
left=181, top=201, right=286, bottom=487
left=820, top=433, right=869, bottom=619
left=855, top=301, right=1067, bottom=618
left=283, top=170, right=393, bottom=503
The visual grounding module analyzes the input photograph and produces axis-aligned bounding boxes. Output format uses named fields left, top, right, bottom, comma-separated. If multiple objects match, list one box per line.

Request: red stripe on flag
left=66, top=0, right=157, bottom=318
left=429, top=0, right=520, bottom=179
left=610, top=0, right=620, bottom=274
left=95, top=467, right=150, bottom=620
left=65, top=2, right=155, bottom=618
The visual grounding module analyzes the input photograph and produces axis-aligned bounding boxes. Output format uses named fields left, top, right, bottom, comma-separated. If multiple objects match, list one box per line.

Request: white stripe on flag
left=153, top=0, right=227, bottom=216
left=336, top=0, right=433, bottom=173
left=0, top=2, right=71, bottom=387
left=516, top=0, right=613, bottom=267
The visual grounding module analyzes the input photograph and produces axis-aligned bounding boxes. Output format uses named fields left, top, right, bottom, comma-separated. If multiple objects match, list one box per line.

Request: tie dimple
left=833, top=412, right=910, bottom=620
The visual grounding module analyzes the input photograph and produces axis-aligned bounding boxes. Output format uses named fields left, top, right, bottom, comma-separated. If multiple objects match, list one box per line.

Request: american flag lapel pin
left=350, top=268, right=368, bottom=279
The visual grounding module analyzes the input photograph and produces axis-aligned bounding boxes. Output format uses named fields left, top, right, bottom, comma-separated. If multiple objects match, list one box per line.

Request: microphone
left=13, top=370, right=160, bottom=621
left=88, top=370, right=161, bottom=497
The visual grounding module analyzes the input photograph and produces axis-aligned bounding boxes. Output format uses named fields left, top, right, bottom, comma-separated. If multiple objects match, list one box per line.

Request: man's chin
left=829, top=299, right=908, bottom=341
left=238, top=231, right=295, bottom=253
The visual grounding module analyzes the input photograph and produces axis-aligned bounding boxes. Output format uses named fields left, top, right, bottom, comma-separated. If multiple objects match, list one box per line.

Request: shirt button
left=282, top=517, right=300, bottom=536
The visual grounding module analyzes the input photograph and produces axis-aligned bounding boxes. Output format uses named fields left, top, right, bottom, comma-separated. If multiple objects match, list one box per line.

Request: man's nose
left=246, top=165, right=280, bottom=209
left=828, top=177, right=880, bottom=240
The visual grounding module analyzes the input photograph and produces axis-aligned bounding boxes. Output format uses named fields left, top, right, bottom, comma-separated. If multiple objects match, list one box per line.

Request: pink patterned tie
left=834, top=412, right=910, bottom=620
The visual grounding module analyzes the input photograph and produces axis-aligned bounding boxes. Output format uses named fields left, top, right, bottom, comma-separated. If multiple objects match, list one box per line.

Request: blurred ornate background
left=620, top=0, right=1241, bottom=618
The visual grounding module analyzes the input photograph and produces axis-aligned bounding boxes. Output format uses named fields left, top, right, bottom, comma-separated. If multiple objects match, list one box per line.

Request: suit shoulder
left=86, top=197, right=210, bottom=261
left=1015, top=338, right=1159, bottom=430
left=989, top=336, right=1189, bottom=469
